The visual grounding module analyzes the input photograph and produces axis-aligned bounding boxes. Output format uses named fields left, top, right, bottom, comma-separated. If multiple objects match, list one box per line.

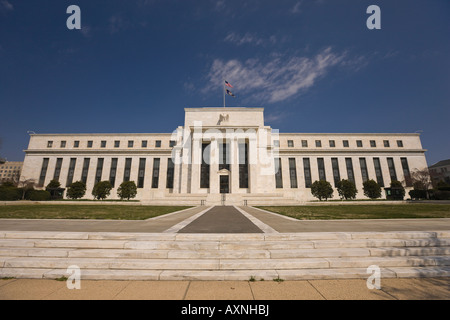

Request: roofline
left=185, top=107, right=264, bottom=112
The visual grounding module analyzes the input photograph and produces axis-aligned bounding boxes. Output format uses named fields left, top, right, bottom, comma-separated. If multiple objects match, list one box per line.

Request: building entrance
left=220, top=175, right=229, bottom=194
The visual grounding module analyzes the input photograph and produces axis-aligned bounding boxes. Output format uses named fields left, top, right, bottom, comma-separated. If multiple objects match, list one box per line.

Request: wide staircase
left=1, top=231, right=450, bottom=280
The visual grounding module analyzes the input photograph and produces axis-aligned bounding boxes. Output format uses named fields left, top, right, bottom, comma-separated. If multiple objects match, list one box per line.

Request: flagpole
left=223, top=80, right=226, bottom=108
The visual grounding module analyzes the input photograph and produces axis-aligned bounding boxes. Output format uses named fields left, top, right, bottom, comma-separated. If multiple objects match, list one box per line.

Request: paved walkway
left=1, top=278, right=449, bottom=300
left=0, top=205, right=449, bottom=234
left=178, top=206, right=263, bottom=233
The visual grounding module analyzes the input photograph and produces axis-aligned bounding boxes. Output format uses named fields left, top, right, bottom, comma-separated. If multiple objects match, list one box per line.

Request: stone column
left=188, top=136, right=201, bottom=194
left=210, top=138, right=219, bottom=194
left=248, top=137, right=257, bottom=193
left=230, top=137, right=239, bottom=193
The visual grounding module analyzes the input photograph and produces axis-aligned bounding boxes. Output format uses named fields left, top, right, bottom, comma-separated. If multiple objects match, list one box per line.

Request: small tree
left=390, top=180, right=405, bottom=198
left=92, top=180, right=112, bottom=200
left=45, top=179, right=64, bottom=200
left=66, top=181, right=86, bottom=199
left=310, top=180, right=334, bottom=201
left=336, top=179, right=358, bottom=200
left=363, top=179, right=382, bottom=199
left=117, top=181, right=137, bottom=200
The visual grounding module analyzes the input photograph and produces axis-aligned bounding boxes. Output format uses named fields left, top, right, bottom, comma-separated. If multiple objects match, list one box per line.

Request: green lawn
left=257, top=204, right=450, bottom=220
left=0, top=205, right=192, bottom=220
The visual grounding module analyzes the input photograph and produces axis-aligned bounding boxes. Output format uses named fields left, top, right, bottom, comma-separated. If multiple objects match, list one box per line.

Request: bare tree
left=409, top=168, right=432, bottom=199
left=16, top=177, right=36, bottom=200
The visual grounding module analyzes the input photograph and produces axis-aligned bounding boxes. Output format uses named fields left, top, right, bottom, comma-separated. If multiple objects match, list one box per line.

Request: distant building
left=429, top=159, right=450, bottom=185
left=0, top=161, right=23, bottom=184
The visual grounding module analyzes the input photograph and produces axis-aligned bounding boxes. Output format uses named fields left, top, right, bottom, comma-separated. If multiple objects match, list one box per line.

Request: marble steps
left=1, top=231, right=450, bottom=280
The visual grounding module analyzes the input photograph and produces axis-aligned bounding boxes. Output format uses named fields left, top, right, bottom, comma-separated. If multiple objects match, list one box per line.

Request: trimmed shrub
left=310, top=180, right=334, bottom=201
left=363, top=179, right=382, bottom=199
left=409, top=189, right=427, bottom=200
left=92, top=181, right=112, bottom=200
left=117, top=181, right=137, bottom=200
left=336, top=179, right=358, bottom=200
left=66, top=181, right=86, bottom=199
left=27, top=190, right=51, bottom=201
left=0, top=186, right=21, bottom=201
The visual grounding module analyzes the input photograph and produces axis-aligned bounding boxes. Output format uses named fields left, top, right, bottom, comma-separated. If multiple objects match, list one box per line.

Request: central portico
left=171, top=107, right=277, bottom=198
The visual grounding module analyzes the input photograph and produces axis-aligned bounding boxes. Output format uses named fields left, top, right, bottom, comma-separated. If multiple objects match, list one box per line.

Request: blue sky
left=0, top=0, right=449, bottom=165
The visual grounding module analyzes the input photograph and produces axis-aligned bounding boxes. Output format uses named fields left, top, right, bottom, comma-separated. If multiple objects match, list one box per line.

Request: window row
left=274, top=157, right=412, bottom=189
left=46, top=140, right=176, bottom=149
left=38, top=157, right=175, bottom=190
left=274, top=139, right=404, bottom=148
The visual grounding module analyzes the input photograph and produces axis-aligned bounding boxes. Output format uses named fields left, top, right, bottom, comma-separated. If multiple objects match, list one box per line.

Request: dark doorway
left=220, top=175, right=229, bottom=194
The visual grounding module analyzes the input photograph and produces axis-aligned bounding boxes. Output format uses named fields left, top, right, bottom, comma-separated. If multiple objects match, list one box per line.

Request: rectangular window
left=343, top=140, right=349, bottom=147
left=47, top=141, right=53, bottom=148
left=273, top=140, right=280, bottom=147
left=109, top=158, right=118, bottom=187
left=60, top=141, right=66, bottom=148
left=81, top=158, right=90, bottom=184
left=219, top=142, right=230, bottom=171
left=87, top=141, right=93, bottom=148
left=329, top=140, right=335, bottom=148
left=359, top=158, right=369, bottom=182
left=53, top=158, right=63, bottom=181
left=387, top=157, right=397, bottom=181
left=357, top=140, right=363, bottom=147
left=95, top=158, right=104, bottom=183
left=397, top=140, right=404, bottom=147
left=373, top=158, right=384, bottom=187
left=38, top=158, right=49, bottom=187
left=274, top=158, right=283, bottom=188
left=200, top=143, right=210, bottom=188
left=331, top=158, right=340, bottom=187
left=370, top=140, right=376, bottom=147
left=114, top=140, right=120, bottom=148
left=141, top=140, right=148, bottom=148
left=289, top=158, right=298, bottom=188
left=166, top=158, right=174, bottom=189
left=301, top=140, right=308, bottom=147
left=66, top=158, right=77, bottom=187
left=169, top=140, right=176, bottom=147
left=101, top=141, right=106, bottom=148
left=128, top=140, right=134, bottom=148
left=401, top=157, right=412, bottom=187
left=317, top=158, right=326, bottom=181
left=345, top=158, right=355, bottom=184
left=315, top=140, right=322, bottom=147
left=152, top=158, right=160, bottom=188
left=74, top=141, right=80, bottom=148
left=155, top=140, right=161, bottom=148
left=303, top=158, right=312, bottom=188
left=384, top=140, right=390, bottom=147
left=138, top=158, right=146, bottom=188
left=239, top=142, right=249, bottom=188
left=123, top=158, right=132, bottom=182
left=288, top=140, right=294, bottom=147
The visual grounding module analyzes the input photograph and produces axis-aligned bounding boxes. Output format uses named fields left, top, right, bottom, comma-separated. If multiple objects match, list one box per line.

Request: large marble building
left=21, top=107, right=428, bottom=204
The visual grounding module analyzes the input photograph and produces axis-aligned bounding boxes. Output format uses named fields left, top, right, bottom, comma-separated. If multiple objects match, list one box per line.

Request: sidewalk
left=1, top=278, right=449, bottom=300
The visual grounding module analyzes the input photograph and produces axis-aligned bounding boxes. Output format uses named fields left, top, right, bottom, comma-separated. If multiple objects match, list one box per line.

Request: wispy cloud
left=1, top=0, right=13, bottom=11
left=203, top=47, right=354, bottom=104
left=109, top=15, right=127, bottom=34
left=291, top=1, right=303, bottom=14
left=224, top=32, right=277, bottom=47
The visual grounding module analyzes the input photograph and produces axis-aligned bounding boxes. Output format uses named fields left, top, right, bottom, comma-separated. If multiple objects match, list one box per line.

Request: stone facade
left=21, top=107, right=428, bottom=204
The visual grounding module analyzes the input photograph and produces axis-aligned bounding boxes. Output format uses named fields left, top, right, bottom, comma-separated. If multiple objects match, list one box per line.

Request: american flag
left=224, top=80, right=233, bottom=88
